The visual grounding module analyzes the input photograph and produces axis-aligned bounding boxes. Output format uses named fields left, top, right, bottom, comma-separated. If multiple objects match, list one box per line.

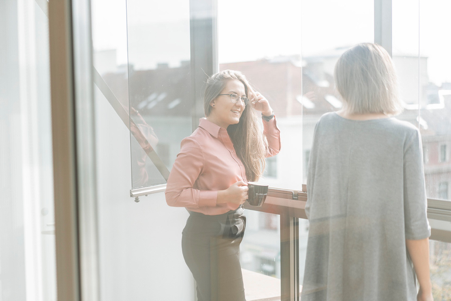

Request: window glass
left=438, top=182, right=449, bottom=200
left=299, top=0, right=373, bottom=284
left=218, top=0, right=373, bottom=291
left=440, top=145, right=447, bottom=163
left=264, top=157, right=278, bottom=178
left=300, top=0, right=373, bottom=184
left=430, top=239, right=451, bottom=298
left=88, top=0, right=451, bottom=300
left=392, top=0, right=421, bottom=109
left=241, top=212, right=281, bottom=299
left=126, top=0, right=192, bottom=189
left=0, top=0, right=56, bottom=299
left=92, top=0, right=192, bottom=190
left=424, top=146, right=429, bottom=164
left=91, top=0, right=195, bottom=300
left=394, top=0, right=451, bottom=201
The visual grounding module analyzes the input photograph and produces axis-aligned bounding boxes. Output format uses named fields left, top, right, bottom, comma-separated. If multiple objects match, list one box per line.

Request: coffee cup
left=247, top=182, right=269, bottom=207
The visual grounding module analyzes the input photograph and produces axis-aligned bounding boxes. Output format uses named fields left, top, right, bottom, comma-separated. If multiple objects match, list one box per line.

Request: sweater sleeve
left=403, top=129, right=431, bottom=240
left=305, top=121, right=320, bottom=220
left=165, top=137, right=217, bottom=208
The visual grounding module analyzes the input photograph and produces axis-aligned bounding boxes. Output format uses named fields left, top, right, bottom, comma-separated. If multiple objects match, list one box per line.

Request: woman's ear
left=210, top=100, right=216, bottom=107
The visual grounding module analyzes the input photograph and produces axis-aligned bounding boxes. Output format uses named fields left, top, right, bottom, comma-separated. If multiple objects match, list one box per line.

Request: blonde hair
left=334, top=43, right=403, bottom=115
left=204, top=70, right=266, bottom=181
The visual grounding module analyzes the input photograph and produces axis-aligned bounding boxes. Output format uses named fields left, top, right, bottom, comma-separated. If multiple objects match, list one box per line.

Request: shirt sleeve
left=165, top=137, right=217, bottom=208
left=403, top=129, right=431, bottom=240
left=263, top=116, right=281, bottom=157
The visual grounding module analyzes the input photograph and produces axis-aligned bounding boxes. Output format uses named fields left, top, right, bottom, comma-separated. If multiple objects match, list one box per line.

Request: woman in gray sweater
left=302, top=43, right=433, bottom=301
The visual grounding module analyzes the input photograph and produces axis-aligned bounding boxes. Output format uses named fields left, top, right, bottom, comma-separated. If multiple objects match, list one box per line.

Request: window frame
left=423, top=145, right=429, bottom=164
left=49, top=0, right=100, bottom=300
left=123, top=0, right=451, bottom=235
left=439, top=143, right=449, bottom=163
left=50, top=0, right=451, bottom=300
left=438, top=182, right=449, bottom=200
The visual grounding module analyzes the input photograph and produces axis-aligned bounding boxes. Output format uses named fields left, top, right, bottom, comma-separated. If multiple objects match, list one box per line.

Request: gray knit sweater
left=302, top=112, right=431, bottom=301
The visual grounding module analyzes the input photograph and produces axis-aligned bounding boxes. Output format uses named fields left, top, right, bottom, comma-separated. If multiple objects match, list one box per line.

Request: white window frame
left=439, top=143, right=449, bottom=162
left=438, top=182, right=449, bottom=200
left=47, top=0, right=451, bottom=300
left=423, top=145, right=429, bottom=164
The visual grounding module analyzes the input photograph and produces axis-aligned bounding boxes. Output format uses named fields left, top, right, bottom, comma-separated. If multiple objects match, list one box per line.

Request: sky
left=91, top=0, right=451, bottom=85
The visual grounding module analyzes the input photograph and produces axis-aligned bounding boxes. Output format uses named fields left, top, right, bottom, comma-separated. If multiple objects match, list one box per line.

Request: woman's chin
left=229, top=117, right=240, bottom=125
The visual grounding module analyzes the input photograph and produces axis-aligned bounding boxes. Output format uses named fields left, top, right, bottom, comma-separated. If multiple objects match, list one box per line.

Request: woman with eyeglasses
left=166, top=70, right=281, bottom=301
left=302, top=44, right=432, bottom=301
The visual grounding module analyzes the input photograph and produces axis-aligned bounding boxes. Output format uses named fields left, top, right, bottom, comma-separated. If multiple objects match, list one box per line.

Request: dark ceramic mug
left=247, top=182, right=269, bottom=207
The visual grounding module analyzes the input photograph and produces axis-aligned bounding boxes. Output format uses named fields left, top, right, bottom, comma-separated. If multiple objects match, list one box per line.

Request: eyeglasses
left=218, top=93, right=249, bottom=105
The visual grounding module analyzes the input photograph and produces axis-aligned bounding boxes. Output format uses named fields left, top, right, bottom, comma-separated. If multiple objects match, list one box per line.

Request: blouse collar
left=199, top=118, right=225, bottom=138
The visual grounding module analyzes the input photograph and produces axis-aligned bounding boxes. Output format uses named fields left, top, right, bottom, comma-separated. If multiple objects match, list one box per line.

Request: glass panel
left=299, top=218, right=309, bottom=285
left=126, top=0, right=192, bottom=189
left=429, top=214, right=451, bottom=297
left=92, top=0, right=193, bottom=190
left=394, top=0, right=451, bottom=201
left=392, top=0, right=421, bottom=109
left=241, top=212, right=281, bottom=299
left=219, top=0, right=304, bottom=190
left=91, top=0, right=195, bottom=300
left=431, top=239, right=451, bottom=298
left=0, top=0, right=56, bottom=300
left=219, top=0, right=373, bottom=295
left=300, top=0, right=374, bottom=183
left=419, top=0, right=451, bottom=201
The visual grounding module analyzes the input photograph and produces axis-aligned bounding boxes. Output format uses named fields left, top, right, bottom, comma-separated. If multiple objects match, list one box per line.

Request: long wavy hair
left=204, top=70, right=266, bottom=181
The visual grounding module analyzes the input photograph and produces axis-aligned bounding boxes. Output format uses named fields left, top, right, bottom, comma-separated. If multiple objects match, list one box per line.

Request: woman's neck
left=206, top=116, right=229, bottom=129
left=337, top=110, right=388, bottom=121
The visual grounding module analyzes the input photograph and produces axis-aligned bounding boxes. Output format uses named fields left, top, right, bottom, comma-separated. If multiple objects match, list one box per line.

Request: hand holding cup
left=217, top=181, right=248, bottom=205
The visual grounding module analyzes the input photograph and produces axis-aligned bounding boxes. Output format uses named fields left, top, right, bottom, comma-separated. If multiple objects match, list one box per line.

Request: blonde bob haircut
left=334, top=43, right=403, bottom=115
left=204, top=70, right=267, bottom=182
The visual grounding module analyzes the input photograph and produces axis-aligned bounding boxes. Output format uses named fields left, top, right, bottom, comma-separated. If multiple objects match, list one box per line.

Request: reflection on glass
left=240, top=212, right=281, bottom=299
left=430, top=240, right=451, bottom=299
left=393, top=0, right=451, bottom=201
left=241, top=213, right=280, bottom=275
left=300, top=0, right=374, bottom=184
left=130, top=108, right=160, bottom=187
left=1, top=1, right=56, bottom=300
left=91, top=0, right=197, bottom=300
left=93, top=0, right=193, bottom=190
left=218, top=0, right=374, bottom=292
left=299, top=218, right=309, bottom=284
left=126, top=0, right=192, bottom=189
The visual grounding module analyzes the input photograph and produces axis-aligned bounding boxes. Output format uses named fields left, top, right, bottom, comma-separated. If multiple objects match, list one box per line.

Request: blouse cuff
left=199, top=190, right=217, bottom=207
left=263, top=115, right=280, bottom=133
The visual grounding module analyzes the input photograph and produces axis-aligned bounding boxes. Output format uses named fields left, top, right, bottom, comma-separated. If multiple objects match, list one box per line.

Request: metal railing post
left=280, top=212, right=300, bottom=301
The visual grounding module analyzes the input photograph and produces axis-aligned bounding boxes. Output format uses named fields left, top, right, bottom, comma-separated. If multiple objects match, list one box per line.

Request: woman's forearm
left=217, top=190, right=229, bottom=204
left=406, top=238, right=432, bottom=293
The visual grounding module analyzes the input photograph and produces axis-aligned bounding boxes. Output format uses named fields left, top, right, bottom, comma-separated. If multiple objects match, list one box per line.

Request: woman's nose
left=236, top=100, right=245, bottom=108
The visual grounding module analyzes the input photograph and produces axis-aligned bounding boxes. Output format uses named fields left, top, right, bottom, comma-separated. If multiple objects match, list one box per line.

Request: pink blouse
left=165, top=117, right=281, bottom=215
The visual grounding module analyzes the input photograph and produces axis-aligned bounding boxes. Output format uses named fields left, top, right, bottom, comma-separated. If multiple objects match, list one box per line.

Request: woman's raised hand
left=217, top=181, right=248, bottom=205
left=249, top=90, right=272, bottom=116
